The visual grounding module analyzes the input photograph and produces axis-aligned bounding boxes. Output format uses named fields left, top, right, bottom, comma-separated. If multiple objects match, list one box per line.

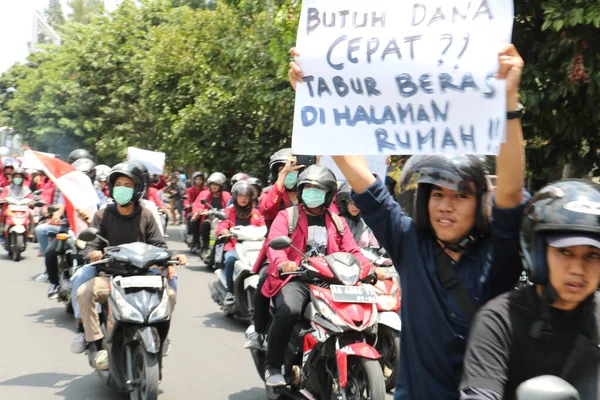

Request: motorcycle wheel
left=376, top=327, right=400, bottom=392
left=129, top=345, right=159, bottom=400
left=342, top=358, right=386, bottom=400
left=12, top=236, right=23, bottom=262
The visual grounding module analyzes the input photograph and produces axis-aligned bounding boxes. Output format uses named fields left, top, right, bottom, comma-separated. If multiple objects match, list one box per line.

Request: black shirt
left=306, top=214, right=328, bottom=257
left=460, top=286, right=599, bottom=400
left=211, top=196, right=222, bottom=210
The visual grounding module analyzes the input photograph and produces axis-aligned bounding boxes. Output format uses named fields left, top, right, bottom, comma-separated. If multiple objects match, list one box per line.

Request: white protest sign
left=320, top=155, right=387, bottom=182
left=292, top=0, right=513, bottom=156
left=127, top=147, right=166, bottom=175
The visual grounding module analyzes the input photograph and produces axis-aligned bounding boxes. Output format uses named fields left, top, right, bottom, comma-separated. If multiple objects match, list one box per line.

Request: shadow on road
left=198, top=311, right=248, bottom=333
left=0, top=372, right=124, bottom=400
left=228, top=387, right=265, bottom=400
left=26, top=306, right=77, bottom=333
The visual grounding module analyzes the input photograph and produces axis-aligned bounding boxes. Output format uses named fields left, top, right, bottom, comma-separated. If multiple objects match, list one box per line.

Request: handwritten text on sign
left=291, top=0, right=514, bottom=156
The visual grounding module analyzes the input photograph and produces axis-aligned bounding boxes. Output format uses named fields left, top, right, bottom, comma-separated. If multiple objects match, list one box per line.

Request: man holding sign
left=290, top=36, right=527, bottom=400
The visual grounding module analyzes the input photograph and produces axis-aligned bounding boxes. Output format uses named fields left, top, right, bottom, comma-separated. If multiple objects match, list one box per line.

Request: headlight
left=113, top=288, right=144, bottom=323
left=149, top=288, right=171, bottom=322
left=331, top=260, right=360, bottom=285
left=314, top=299, right=348, bottom=328
left=377, top=295, right=399, bottom=311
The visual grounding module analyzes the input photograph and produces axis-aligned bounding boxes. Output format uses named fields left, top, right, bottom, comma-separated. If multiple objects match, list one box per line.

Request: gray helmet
left=231, top=172, right=249, bottom=186
left=72, top=157, right=96, bottom=181
left=297, top=165, right=338, bottom=208
left=207, top=172, right=227, bottom=187
left=192, top=171, right=205, bottom=182
left=232, top=180, right=256, bottom=207
left=94, top=164, right=111, bottom=178
left=336, top=182, right=353, bottom=215
left=521, top=179, right=600, bottom=284
left=269, top=148, right=292, bottom=181
left=68, top=149, right=91, bottom=164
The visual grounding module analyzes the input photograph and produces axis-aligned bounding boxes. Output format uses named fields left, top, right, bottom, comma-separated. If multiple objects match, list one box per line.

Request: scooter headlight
left=314, top=299, right=348, bottom=328
left=113, top=287, right=144, bottom=323
left=149, top=288, right=171, bottom=322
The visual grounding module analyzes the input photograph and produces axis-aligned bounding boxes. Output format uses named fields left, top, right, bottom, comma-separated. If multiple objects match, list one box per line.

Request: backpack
left=285, top=206, right=344, bottom=236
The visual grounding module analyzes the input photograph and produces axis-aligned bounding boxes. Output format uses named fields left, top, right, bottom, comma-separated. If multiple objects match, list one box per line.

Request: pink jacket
left=217, top=207, right=265, bottom=252
left=258, top=184, right=292, bottom=227
left=192, top=189, right=232, bottom=214
left=258, top=206, right=368, bottom=298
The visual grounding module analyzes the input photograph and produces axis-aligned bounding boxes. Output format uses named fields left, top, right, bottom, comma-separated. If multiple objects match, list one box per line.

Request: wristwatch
left=507, top=103, right=524, bottom=120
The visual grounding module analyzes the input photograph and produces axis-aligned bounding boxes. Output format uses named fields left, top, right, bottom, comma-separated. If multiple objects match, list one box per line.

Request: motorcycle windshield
left=105, top=242, right=171, bottom=269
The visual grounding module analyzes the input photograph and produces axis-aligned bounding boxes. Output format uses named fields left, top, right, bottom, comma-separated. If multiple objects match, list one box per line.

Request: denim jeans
left=224, top=250, right=238, bottom=292
left=34, top=224, right=62, bottom=256
left=71, top=265, right=179, bottom=318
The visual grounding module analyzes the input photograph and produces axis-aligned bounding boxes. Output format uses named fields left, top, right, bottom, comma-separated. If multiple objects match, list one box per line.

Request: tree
left=67, top=0, right=104, bottom=24
left=513, top=0, right=600, bottom=186
left=46, top=0, right=66, bottom=28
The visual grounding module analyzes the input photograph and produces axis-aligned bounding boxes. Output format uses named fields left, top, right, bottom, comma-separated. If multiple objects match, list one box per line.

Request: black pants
left=45, top=239, right=60, bottom=285
left=254, top=266, right=271, bottom=334
left=190, top=218, right=200, bottom=247
left=266, top=281, right=311, bottom=370
left=201, top=220, right=211, bottom=249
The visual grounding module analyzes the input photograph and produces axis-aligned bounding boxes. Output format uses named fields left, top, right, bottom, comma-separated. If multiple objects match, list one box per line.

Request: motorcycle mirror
left=34, top=201, right=47, bottom=208
left=78, top=227, right=100, bottom=242
left=200, top=199, right=207, bottom=205
left=0, top=188, right=3, bottom=193
left=47, top=205, right=59, bottom=214
left=268, top=236, right=292, bottom=250
left=32, top=189, right=43, bottom=196
left=516, top=376, right=579, bottom=400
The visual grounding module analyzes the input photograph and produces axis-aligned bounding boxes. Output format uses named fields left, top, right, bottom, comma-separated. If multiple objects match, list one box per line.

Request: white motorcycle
left=209, top=225, right=266, bottom=320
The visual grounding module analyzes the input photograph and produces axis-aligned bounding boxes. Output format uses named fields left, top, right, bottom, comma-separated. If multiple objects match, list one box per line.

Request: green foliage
left=46, top=0, right=66, bottom=28
left=67, top=0, right=104, bottom=24
left=514, top=0, right=600, bottom=183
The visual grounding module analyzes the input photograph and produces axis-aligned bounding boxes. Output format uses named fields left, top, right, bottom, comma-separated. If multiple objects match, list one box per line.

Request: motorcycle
left=361, top=247, right=402, bottom=392
left=45, top=206, right=86, bottom=313
left=517, top=375, right=580, bottom=400
left=208, top=225, right=267, bottom=320
left=0, top=189, right=45, bottom=261
left=198, top=199, right=227, bottom=268
left=77, top=227, right=178, bottom=400
left=249, top=236, right=386, bottom=400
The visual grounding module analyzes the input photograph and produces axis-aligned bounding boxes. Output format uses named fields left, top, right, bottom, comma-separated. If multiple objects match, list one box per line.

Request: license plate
left=119, top=275, right=163, bottom=289
left=10, top=206, right=29, bottom=212
left=330, top=285, right=378, bottom=304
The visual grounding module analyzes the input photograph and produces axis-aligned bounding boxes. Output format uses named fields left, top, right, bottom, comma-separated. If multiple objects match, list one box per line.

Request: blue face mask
left=12, top=177, right=23, bottom=186
left=302, top=187, right=326, bottom=208
left=113, top=186, right=135, bottom=206
left=283, top=171, right=299, bottom=190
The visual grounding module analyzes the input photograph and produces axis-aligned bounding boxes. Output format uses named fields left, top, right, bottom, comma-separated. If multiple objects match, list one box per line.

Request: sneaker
left=224, top=292, right=235, bottom=305
left=162, top=337, right=171, bottom=357
left=265, top=368, right=286, bottom=387
left=94, top=350, right=109, bottom=370
left=47, top=284, right=59, bottom=299
left=35, top=272, right=49, bottom=283
left=190, top=246, right=198, bottom=253
left=244, top=332, right=265, bottom=351
left=70, top=332, right=87, bottom=354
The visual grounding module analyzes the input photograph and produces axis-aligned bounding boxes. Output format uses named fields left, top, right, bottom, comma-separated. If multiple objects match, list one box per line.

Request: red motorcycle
left=249, top=236, right=386, bottom=400
left=0, top=192, right=45, bottom=261
left=362, top=247, right=402, bottom=392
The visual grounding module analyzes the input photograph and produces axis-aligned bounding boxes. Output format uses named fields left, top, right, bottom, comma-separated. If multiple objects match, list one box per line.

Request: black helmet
left=269, top=148, right=292, bottom=181
left=247, top=177, right=263, bottom=192
left=207, top=172, right=227, bottom=187
left=400, top=154, right=491, bottom=234
left=68, top=149, right=91, bottom=164
left=232, top=180, right=256, bottom=207
left=297, top=165, right=338, bottom=208
left=127, top=160, right=150, bottom=191
left=192, top=171, right=205, bottom=182
left=520, top=179, right=600, bottom=284
left=336, top=182, right=353, bottom=215
left=108, top=162, right=146, bottom=204
left=231, top=172, right=249, bottom=186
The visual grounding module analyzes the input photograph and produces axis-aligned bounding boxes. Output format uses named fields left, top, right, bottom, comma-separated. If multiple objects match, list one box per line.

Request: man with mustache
left=460, top=179, right=600, bottom=400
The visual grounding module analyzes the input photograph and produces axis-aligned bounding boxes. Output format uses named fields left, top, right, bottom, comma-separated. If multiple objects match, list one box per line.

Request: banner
left=127, top=147, right=166, bottom=175
left=28, top=150, right=98, bottom=235
left=292, top=0, right=514, bottom=156
left=320, top=156, right=388, bottom=183
left=20, top=150, right=54, bottom=170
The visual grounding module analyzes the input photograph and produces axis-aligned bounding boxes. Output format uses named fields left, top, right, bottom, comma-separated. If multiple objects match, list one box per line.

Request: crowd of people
left=0, top=43, right=598, bottom=400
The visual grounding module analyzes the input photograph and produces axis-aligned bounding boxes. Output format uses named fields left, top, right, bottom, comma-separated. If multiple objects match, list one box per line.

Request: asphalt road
left=0, top=226, right=394, bottom=400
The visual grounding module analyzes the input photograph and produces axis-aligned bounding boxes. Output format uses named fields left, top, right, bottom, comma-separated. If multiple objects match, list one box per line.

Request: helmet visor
left=411, top=167, right=476, bottom=195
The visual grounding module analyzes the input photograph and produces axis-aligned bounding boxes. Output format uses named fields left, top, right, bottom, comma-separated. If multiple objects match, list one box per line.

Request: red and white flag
left=26, top=150, right=99, bottom=235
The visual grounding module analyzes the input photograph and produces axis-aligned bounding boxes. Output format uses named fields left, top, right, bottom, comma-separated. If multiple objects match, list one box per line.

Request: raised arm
left=494, top=45, right=525, bottom=209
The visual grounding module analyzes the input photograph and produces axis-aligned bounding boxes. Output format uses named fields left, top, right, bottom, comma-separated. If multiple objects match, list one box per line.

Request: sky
left=0, top=0, right=120, bottom=74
